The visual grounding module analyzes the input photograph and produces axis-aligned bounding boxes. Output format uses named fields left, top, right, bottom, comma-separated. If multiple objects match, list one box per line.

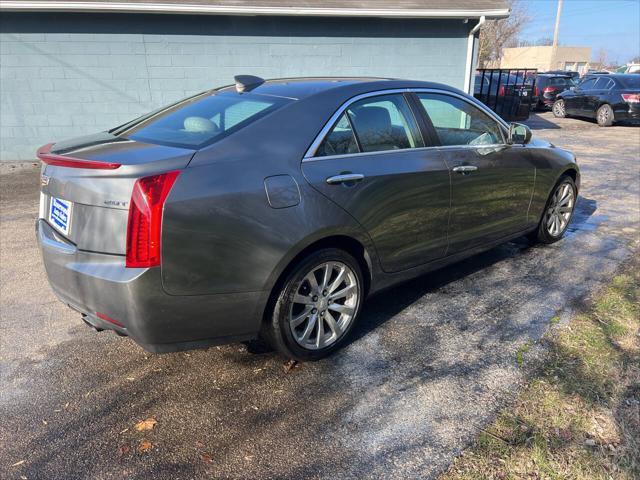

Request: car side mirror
left=570, top=86, right=577, bottom=91
left=508, top=123, right=532, bottom=145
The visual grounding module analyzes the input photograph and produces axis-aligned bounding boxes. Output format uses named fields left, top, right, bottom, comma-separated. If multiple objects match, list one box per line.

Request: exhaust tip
left=81, top=314, right=104, bottom=332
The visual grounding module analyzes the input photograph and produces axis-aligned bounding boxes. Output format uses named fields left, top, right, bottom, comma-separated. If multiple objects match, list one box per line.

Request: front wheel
left=596, top=104, right=614, bottom=127
left=264, top=248, right=364, bottom=361
left=529, top=175, right=577, bottom=244
left=552, top=99, right=566, bottom=118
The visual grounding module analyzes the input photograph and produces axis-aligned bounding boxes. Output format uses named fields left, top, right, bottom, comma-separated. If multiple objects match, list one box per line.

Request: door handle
left=326, top=173, right=365, bottom=185
left=452, top=165, right=478, bottom=174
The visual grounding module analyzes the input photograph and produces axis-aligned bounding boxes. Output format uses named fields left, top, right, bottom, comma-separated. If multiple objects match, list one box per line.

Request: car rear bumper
left=615, top=107, right=640, bottom=123
left=37, top=219, right=266, bottom=352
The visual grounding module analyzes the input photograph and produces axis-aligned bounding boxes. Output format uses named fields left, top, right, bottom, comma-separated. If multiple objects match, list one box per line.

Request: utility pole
left=553, top=0, right=563, bottom=47
left=552, top=0, right=563, bottom=69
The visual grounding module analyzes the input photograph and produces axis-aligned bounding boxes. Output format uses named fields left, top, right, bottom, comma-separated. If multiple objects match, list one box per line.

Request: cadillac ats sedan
left=37, top=76, right=580, bottom=361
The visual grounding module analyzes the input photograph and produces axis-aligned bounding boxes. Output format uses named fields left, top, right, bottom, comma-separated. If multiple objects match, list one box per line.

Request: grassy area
left=442, top=261, right=640, bottom=480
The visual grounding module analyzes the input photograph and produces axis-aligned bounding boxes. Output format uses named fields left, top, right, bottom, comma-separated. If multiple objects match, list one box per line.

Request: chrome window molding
left=303, top=88, right=511, bottom=161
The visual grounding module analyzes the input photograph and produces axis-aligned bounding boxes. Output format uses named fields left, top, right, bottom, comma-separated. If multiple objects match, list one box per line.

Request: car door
left=414, top=92, right=536, bottom=254
left=584, top=77, right=613, bottom=115
left=566, top=78, right=596, bottom=115
left=301, top=92, right=450, bottom=273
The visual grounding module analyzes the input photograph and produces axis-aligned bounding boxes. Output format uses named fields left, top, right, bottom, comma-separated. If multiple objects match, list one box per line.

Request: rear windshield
left=547, top=77, right=575, bottom=87
left=619, top=76, right=640, bottom=89
left=114, top=91, right=292, bottom=149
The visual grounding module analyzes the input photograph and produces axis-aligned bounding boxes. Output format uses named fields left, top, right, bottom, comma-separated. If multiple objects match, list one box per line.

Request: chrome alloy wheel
left=289, top=261, right=360, bottom=350
left=598, top=106, right=610, bottom=124
left=553, top=100, right=565, bottom=117
left=545, top=182, right=575, bottom=237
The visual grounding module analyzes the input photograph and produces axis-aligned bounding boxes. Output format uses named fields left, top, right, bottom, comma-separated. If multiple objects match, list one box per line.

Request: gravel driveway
left=1, top=112, right=639, bottom=480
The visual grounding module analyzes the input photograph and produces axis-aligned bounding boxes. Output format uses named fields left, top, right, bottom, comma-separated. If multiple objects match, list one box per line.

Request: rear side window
left=594, top=78, right=614, bottom=89
left=316, top=114, right=358, bottom=157
left=347, top=94, right=423, bottom=153
left=417, top=93, right=504, bottom=147
left=315, top=94, right=424, bottom=157
left=115, top=92, right=291, bottom=149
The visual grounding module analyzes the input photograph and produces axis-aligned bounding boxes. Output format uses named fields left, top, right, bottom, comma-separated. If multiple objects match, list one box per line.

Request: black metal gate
left=474, top=68, right=538, bottom=121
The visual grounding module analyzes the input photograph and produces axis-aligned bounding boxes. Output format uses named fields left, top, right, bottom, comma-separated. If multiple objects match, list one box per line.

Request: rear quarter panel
left=161, top=163, right=372, bottom=295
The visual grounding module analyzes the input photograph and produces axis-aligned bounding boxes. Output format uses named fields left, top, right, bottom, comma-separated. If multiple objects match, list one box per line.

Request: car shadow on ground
left=346, top=194, right=598, bottom=348
left=524, top=112, right=562, bottom=130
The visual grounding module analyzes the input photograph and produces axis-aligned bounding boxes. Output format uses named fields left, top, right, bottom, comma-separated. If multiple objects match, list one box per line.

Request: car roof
left=215, top=76, right=460, bottom=100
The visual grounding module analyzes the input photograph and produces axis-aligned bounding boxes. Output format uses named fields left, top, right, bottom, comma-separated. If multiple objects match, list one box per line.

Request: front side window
left=315, top=94, right=424, bottom=157
left=417, top=93, right=503, bottom=147
left=114, top=92, right=291, bottom=149
left=578, top=78, right=597, bottom=90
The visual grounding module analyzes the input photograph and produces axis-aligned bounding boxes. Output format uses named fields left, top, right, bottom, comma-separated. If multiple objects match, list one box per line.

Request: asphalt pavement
left=1, top=113, right=639, bottom=479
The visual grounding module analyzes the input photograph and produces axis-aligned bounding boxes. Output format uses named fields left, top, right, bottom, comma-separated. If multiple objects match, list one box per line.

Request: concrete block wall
left=0, top=13, right=471, bottom=160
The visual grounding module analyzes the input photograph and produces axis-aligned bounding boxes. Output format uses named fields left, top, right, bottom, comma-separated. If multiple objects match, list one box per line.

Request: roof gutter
left=463, top=15, right=486, bottom=94
left=0, top=2, right=511, bottom=18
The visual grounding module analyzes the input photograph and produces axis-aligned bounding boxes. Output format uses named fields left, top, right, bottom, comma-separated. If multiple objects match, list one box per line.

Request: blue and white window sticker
left=48, top=197, right=72, bottom=236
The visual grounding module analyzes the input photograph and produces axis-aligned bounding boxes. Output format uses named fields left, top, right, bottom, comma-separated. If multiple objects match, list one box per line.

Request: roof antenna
left=234, top=75, right=265, bottom=93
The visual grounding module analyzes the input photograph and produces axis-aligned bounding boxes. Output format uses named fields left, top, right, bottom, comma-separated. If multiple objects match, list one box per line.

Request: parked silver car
left=37, top=76, right=579, bottom=360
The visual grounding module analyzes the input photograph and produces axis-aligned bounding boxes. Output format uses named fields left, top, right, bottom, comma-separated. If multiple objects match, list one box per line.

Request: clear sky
left=519, top=0, right=640, bottom=65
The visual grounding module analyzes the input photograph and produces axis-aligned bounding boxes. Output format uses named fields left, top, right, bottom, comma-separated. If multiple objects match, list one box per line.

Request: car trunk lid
left=39, top=132, right=195, bottom=255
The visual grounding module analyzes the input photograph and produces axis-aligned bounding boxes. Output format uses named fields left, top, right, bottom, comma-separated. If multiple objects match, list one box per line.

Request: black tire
left=264, top=248, right=364, bottom=361
left=529, top=175, right=577, bottom=244
left=552, top=99, right=566, bottom=118
left=596, top=104, right=614, bottom=127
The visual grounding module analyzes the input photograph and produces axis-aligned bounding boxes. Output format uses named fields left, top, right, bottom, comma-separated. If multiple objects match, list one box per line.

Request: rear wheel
left=552, top=99, right=566, bottom=118
left=529, top=175, right=577, bottom=244
left=265, top=248, right=364, bottom=361
left=596, top=104, right=614, bottom=127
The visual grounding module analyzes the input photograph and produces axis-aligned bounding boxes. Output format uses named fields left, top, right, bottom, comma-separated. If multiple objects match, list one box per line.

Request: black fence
left=474, top=68, right=538, bottom=122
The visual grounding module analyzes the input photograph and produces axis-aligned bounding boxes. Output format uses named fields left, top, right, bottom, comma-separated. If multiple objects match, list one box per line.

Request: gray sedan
left=36, top=76, right=579, bottom=361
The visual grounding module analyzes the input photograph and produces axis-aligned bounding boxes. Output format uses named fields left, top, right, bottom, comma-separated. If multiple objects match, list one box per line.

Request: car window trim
left=405, top=92, right=440, bottom=147
left=303, top=88, right=510, bottom=160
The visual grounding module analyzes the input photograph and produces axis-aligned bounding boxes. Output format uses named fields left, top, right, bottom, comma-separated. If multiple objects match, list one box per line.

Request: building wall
left=0, top=13, right=472, bottom=160
left=500, top=46, right=591, bottom=72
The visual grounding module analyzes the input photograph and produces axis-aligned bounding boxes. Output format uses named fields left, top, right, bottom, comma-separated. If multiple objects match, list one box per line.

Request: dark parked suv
left=532, top=74, right=576, bottom=110
left=37, top=76, right=579, bottom=360
left=553, top=74, right=640, bottom=126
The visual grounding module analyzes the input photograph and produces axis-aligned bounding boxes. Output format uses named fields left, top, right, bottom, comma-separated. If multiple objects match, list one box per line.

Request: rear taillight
left=498, top=85, right=506, bottom=97
left=37, top=143, right=121, bottom=170
left=126, top=171, right=180, bottom=268
left=534, top=86, right=539, bottom=96
left=621, top=93, right=640, bottom=104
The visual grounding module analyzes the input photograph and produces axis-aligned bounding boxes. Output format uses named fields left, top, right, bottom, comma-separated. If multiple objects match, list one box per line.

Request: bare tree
left=478, top=0, right=529, bottom=67
left=535, top=37, right=554, bottom=46
left=594, top=48, right=608, bottom=69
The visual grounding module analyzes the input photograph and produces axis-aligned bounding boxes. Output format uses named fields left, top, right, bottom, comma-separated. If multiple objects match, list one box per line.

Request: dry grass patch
left=442, top=262, right=640, bottom=480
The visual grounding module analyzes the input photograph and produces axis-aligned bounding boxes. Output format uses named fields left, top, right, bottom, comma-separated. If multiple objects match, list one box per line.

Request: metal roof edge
left=0, top=1, right=511, bottom=19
